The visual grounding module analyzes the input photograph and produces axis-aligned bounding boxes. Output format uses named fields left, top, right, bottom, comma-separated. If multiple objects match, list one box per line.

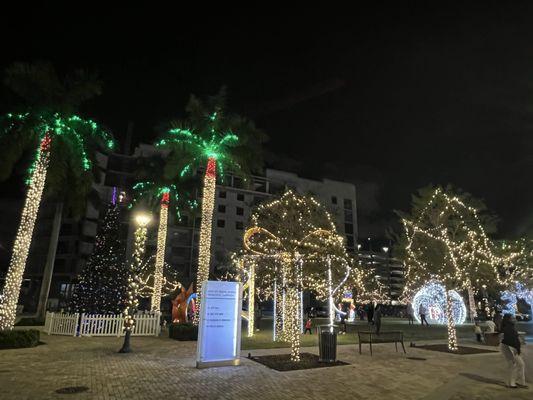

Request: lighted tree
left=0, top=62, right=114, bottom=330
left=156, top=89, right=266, bottom=323
left=399, top=185, right=519, bottom=351
left=240, top=190, right=351, bottom=361
left=70, top=204, right=128, bottom=314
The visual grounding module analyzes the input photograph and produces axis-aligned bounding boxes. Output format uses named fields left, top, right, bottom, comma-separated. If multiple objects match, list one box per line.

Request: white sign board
left=196, top=280, right=242, bottom=368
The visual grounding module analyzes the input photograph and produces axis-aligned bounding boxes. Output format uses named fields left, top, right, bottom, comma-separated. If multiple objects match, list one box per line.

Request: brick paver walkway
left=0, top=334, right=531, bottom=399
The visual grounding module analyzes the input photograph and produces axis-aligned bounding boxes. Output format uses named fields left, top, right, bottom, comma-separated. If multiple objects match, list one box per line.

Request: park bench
left=357, top=331, right=406, bottom=356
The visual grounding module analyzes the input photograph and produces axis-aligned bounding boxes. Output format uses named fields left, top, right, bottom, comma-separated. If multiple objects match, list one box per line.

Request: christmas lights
left=0, top=135, right=50, bottom=330
left=401, top=187, right=527, bottom=351
left=235, top=190, right=352, bottom=361
left=412, top=281, right=467, bottom=325
left=501, top=282, right=533, bottom=315
left=0, top=112, right=113, bottom=330
left=120, top=213, right=150, bottom=353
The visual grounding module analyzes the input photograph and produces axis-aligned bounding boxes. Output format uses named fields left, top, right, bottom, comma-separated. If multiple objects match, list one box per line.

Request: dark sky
left=1, top=5, right=532, bottom=239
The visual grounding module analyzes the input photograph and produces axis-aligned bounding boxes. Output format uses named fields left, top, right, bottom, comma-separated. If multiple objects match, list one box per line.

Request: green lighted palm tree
left=0, top=62, right=114, bottom=330
left=157, top=89, right=266, bottom=323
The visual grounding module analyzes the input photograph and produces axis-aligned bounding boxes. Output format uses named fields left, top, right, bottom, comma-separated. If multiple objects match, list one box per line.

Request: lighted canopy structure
left=0, top=112, right=113, bottom=330
left=235, top=190, right=352, bottom=362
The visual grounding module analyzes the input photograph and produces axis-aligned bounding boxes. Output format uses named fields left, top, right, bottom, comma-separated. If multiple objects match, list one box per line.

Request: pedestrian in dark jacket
left=500, top=314, right=527, bottom=389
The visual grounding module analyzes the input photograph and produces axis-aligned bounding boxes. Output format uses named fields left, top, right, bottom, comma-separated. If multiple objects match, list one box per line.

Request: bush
left=0, top=329, right=40, bottom=349
left=15, top=317, right=44, bottom=326
left=169, top=323, right=198, bottom=341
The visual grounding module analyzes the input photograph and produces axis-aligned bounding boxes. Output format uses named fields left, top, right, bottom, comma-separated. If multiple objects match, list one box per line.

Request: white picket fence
left=45, top=312, right=78, bottom=336
left=45, top=311, right=161, bottom=337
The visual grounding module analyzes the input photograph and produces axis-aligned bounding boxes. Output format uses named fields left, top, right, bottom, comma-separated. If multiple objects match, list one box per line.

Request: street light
left=119, top=212, right=151, bottom=353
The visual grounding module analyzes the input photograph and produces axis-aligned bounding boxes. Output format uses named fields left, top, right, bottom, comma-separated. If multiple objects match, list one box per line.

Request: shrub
left=15, top=317, right=44, bottom=326
left=168, top=323, right=198, bottom=341
left=0, top=329, right=40, bottom=349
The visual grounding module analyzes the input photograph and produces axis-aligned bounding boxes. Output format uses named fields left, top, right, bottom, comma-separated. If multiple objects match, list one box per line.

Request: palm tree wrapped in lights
left=157, top=89, right=266, bottom=324
left=0, top=63, right=114, bottom=331
left=131, top=181, right=196, bottom=312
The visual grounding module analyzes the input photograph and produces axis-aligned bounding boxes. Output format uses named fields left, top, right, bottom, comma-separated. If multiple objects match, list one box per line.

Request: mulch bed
left=416, top=344, right=498, bottom=355
left=249, top=352, right=349, bottom=371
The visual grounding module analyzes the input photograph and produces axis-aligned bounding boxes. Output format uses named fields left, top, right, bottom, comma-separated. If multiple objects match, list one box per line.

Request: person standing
left=419, top=303, right=429, bottom=326
left=367, top=302, right=374, bottom=325
left=500, top=314, right=527, bottom=389
left=493, top=310, right=503, bottom=332
left=374, top=304, right=382, bottom=335
left=304, top=317, right=312, bottom=335
left=474, top=320, right=482, bottom=342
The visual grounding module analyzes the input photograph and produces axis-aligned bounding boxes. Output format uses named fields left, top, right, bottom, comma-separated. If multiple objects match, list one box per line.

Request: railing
left=45, top=312, right=161, bottom=337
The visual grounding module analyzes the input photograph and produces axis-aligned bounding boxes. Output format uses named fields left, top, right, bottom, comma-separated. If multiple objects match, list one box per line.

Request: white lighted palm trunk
left=124, top=226, right=148, bottom=333
left=0, top=135, right=51, bottom=330
left=151, top=193, right=169, bottom=312
left=194, top=157, right=217, bottom=325
left=446, top=289, right=458, bottom=351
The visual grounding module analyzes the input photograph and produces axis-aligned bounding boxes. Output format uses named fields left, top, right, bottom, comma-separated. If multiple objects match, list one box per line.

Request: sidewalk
left=0, top=334, right=531, bottom=399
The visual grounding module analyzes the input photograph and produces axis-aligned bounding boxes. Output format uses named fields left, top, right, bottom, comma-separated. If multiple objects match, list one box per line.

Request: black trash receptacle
left=318, top=325, right=339, bottom=362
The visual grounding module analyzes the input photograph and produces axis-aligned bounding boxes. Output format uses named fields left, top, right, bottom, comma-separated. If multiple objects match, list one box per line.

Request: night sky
left=1, top=5, right=532, bottom=239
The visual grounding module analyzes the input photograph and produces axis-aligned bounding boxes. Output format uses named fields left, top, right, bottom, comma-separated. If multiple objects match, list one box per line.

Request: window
left=344, top=223, right=354, bottom=234
left=236, top=206, right=244, bottom=216
left=217, top=219, right=225, bottom=228
left=219, top=190, right=227, bottom=198
left=344, top=198, right=353, bottom=209
left=237, top=193, right=245, bottom=201
left=331, top=196, right=337, bottom=204
left=344, top=209, right=353, bottom=222
left=218, top=205, right=226, bottom=213
left=346, top=235, right=354, bottom=248
left=235, top=221, right=244, bottom=230
left=215, top=236, right=224, bottom=245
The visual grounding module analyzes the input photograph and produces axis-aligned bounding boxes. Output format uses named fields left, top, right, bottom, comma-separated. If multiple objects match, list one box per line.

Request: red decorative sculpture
left=171, top=283, right=194, bottom=323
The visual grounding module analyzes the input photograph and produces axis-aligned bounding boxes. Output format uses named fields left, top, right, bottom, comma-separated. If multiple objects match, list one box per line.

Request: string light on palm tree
left=157, top=91, right=266, bottom=325
left=131, top=182, right=187, bottom=312
left=119, top=212, right=151, bottom=353
left=0, top=112, right=113, bottom=331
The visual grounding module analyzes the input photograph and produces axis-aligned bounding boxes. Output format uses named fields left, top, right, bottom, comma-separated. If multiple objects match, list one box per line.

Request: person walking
left=500, top=314, right=527, bottom=389
left=304, top=317, right=312, bottom=335
left=374, top=304, right=382, bottom=335
left=419, top=303, right=429, bottom=326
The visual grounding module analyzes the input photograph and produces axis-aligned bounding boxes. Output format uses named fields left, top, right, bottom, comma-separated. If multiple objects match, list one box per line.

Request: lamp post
left=119, top=212, right=151, bottom=353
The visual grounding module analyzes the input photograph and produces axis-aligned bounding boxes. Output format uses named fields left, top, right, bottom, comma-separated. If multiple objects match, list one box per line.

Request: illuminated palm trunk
left=193, top=157, right=217, bottom=325
left=120, top=223, right=148, bottom=353
left=151, top=192, right=169, bottom=312
left=0, top=134, right=51, bottom=330
left=445, top=289, right=458, bottom=351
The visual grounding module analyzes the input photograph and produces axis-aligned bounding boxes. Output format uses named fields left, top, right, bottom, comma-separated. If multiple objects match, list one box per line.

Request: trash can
left=318, top=325, right=339, bottom=362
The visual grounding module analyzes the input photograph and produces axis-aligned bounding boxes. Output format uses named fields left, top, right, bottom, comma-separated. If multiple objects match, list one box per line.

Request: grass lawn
left=241, top=317, right=477, bottom=350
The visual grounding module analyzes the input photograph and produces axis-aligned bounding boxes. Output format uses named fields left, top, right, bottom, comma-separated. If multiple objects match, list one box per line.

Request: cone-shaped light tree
left=156, top=89, right=266, bottom=323
left=399, top=185, right=522, bottom=351
left=0, top=62, right=114, bottom=330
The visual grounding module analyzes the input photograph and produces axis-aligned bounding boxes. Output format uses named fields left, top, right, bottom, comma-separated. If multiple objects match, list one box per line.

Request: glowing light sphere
left=412, top=281, right=467, bottom=325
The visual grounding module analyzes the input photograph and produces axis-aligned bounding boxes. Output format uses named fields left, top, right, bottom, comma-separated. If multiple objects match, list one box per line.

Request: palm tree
left=157, top=89, right=266, bottom=323
left=0, top=62, right=114, bottom=330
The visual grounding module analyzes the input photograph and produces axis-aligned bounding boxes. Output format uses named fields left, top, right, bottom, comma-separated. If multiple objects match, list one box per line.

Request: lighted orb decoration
left=412, top=281, right=467, bottom=325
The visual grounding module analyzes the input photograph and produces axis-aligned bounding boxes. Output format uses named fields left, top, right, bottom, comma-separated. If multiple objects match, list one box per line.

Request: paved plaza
left=0, top=330, right=532, bottom=400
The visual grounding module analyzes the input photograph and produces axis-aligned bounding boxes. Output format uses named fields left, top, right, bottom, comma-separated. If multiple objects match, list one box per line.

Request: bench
left=357, top=331, right=406, bottom=356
